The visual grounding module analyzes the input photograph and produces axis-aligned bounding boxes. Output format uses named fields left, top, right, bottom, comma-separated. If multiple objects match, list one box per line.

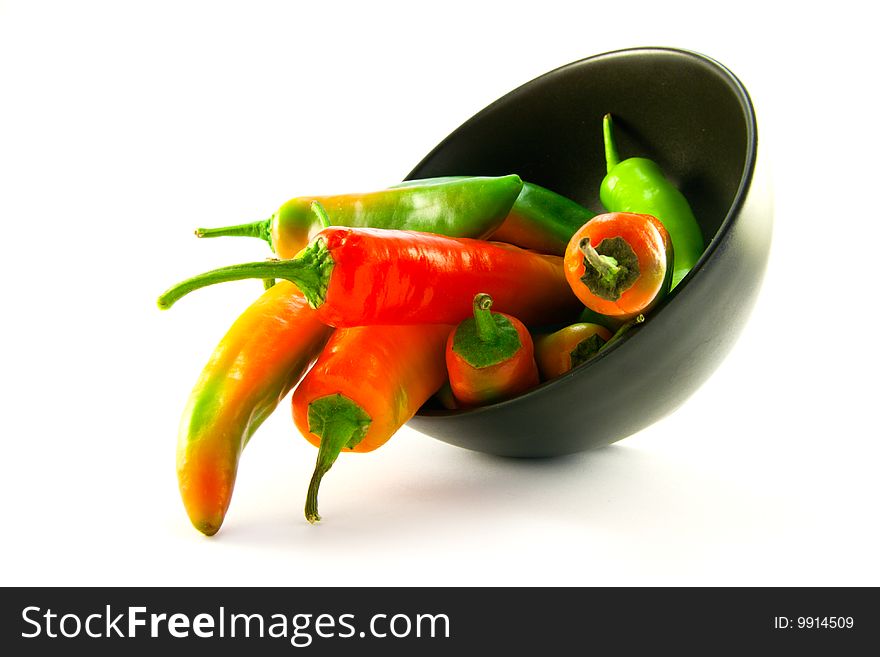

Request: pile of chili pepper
left=160, top=115, right=704, bottom=535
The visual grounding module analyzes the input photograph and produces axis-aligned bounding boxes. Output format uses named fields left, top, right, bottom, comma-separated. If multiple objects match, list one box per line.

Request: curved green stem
left=304, top=432, right=348, bottom=525
left=310, top=200, right=332, bottom=229
left=603, top=113, right=620, bottom=173
left=600, top=314, right=645, bottom=351
left=472, top=293, right=497, bottom=343
left=304, top=394, right=371, bottom=524
left=157, top=238, right=334, bottom=310
left=194, top=217, right=273, bottom=246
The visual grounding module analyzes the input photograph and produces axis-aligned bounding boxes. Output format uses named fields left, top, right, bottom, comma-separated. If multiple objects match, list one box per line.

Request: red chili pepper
left=159, top=203, right=582, bottom=327
left=563, top=212, right=673, bottom=320
left=291, top=323, right=451, bottom=523
left=446, top=293, right=539, bottom=407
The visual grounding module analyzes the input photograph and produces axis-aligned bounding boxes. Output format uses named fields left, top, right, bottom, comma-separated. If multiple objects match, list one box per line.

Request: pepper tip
left=194, top=518, right=222, bottom=537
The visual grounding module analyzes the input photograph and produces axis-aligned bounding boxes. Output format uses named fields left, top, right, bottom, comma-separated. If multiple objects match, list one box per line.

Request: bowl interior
left=408, top=47, right=751, bottom=253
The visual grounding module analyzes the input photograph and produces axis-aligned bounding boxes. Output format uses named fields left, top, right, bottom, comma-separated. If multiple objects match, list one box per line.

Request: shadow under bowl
left=406, top=47, right=772, bottom=457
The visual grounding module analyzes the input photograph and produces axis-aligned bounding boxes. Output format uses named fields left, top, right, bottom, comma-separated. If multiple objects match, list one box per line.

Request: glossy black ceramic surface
left=405, top=47, right=771, bottom=457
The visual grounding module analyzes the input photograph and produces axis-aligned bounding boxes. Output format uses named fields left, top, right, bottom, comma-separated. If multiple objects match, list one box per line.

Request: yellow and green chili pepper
left=195, top=175, right=523, bottom=259
left=176, top=281, right=333, bottom=535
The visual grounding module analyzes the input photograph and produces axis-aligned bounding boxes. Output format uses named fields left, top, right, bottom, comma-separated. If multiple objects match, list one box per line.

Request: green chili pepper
left=395, top=177, right=596, bottom=255
left=599, top=114, right=704, bottom=288
left=195, top=175, right=523, bottom=259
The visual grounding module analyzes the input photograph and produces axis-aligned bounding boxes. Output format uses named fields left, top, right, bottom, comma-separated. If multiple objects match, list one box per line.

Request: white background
left=1, top=0, right=877, bottom=586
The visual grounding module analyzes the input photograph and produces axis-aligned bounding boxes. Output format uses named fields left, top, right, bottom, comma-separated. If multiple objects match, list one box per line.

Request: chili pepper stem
left=569, top=333, right=606, bottom=368
left=310, top=200, right=332, bottom=228
left=262, top=257, right=277, bottom=291
left=451, top=293, right=522, bottom=369
left=304, top=394, right=371, bottom=524
left=304, top=436, right=346, bottom=524
left=579, top=237, right=620, bottom=285
left=472, top=293, right=497, bottom=343
left=194, top=218, right=273, bottom=245
left=157, top=238, right=334, bottom=310
left=603, top=113, right=621, bottom=173
left=600, top=314, right=646, bottom=351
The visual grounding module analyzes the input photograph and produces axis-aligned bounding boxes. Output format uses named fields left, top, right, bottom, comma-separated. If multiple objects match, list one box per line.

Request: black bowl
left=405, top=47, right=771, bottom=457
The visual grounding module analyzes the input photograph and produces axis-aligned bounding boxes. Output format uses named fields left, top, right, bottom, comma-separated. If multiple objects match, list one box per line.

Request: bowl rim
left=410, top=46, right=758, bottom=419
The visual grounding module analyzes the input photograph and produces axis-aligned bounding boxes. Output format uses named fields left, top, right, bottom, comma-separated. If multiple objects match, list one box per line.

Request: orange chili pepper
left=291, top=323, right=452, bottom=523
left=534, top=322, right=613, bottom=380
left=446, top=293, right=539, bottom=407
left=563, top=212, right=673, bottom=320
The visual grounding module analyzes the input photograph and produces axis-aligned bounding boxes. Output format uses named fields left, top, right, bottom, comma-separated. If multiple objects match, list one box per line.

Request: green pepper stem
left=579, top=237, right=620, bottom=283
left=262, top=256, right=277, bottom=291
left=472, top=293, right=497, bottom=343
left=157, top=238, right=334, bottom=310
left=304, top=424, right=354, bottom=524
left=194, top=218, right=273, bottom=245
left=603, top=113, right=620, bottom=173
left=310, top=200, right=331, bottom=229
left=304, top=394, right=371, bottom=524
left=600, top=314, right=645, bottom=351
left=158, top=261, right=307, bottom=309
left=569, top=333, right=607, bottom=368
left=452, top=294, right=521, bottom=368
